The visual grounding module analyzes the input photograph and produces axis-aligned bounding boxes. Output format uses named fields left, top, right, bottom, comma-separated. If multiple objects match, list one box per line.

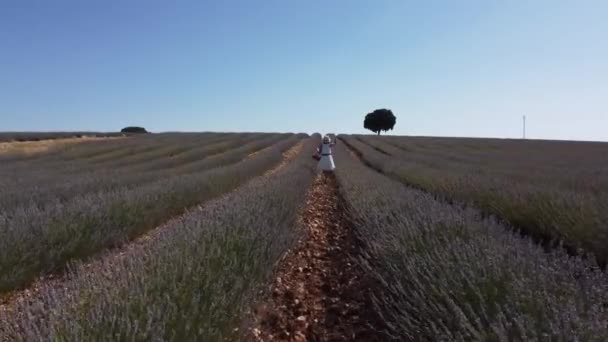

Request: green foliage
left=121, top=126, right=148, bottom=134
left=363, top=108, right=396, bottom=135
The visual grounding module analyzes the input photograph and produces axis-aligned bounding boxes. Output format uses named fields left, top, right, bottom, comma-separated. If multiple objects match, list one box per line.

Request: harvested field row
left=0, top=136, right=125, bottom=156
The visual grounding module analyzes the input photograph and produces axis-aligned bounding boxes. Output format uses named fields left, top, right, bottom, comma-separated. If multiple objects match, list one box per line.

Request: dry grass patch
left=0, top=136, right=125, bottom=156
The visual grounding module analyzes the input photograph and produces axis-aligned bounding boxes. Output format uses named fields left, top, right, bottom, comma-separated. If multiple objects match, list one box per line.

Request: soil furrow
left=250, top=173, right=378, bottom=342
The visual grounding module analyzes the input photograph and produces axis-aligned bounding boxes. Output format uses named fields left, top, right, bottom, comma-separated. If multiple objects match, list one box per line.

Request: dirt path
left=0, top=142, right=305, bottom=313
left=264, top=141, right=303, bottom=177
left=250, top=173, right=377, bottom=342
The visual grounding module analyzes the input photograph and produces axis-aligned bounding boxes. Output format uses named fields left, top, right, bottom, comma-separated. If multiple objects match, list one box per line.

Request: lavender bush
left=0, top=134, right=302, bottom=293
left=341, top=135, right=608, bottom=265
left=0, top=136, right=319, bottom=341
left=0, top=131, right=159, bottom=165
left=0, top=133, right=287, bottom=210
left=333, top=143, right=608, bottom=340
left=0, top=132, right=240, bottom=183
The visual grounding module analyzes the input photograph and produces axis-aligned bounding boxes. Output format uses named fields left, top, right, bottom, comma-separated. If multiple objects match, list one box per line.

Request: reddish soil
left=250, top=173, right=379, bottom=342
left=264, top=141, right=303, bottom=176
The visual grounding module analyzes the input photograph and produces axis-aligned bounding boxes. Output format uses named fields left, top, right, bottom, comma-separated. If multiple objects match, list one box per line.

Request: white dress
left=318, top=143, right=335, bottom=172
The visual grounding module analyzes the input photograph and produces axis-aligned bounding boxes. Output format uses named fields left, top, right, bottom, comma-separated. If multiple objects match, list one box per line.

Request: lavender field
left=341, top=135, right=608, bottom=265
left=333, top=141, right=608, bottom=340
left=0, top=132, right=124, bottom=142
left=0, top=132, right=301, bottom=293
left=1, top=133, right=607, bottom=340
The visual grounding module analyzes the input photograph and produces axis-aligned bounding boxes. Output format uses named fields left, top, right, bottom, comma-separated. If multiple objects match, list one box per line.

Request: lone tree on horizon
left=364, top=108, right=396, bottom=135
left=121, top=126, right=148, bottom=134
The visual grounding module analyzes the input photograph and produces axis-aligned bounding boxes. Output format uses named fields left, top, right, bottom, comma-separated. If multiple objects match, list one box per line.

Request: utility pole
left=523, top=115, right=526, bottom=139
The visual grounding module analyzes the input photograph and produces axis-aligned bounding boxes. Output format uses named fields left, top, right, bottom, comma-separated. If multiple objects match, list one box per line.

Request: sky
left=1, top=0, right=607, bottom=141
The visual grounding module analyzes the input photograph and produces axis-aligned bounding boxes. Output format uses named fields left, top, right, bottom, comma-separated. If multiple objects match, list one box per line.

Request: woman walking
left=316, top=135, right=336, bottom=173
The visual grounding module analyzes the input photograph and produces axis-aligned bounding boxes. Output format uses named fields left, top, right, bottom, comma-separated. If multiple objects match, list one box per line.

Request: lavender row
left=0, top=135, right=303, bottom=293
left=0, top=136, right=319, bottom=341
left=0, top=131, right=124, bottom=143
left=0, top=133, right=287, bottom=210
left=89, top=133, right=236, bottom=171
left=363, top=135, right=608, bottom=191
left=0, top=131, right=162, bottom=165
left=342, top=135, right=608, bottom=266
left=0, top=133, right=231, bottom=181
left=333, top=143, right=608, bottom=340
left=0, top=133, right=209, bottom=191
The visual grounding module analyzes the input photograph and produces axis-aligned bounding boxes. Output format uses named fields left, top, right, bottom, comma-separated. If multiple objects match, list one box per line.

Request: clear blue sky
left=1, top=0, right=607, bottom=141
